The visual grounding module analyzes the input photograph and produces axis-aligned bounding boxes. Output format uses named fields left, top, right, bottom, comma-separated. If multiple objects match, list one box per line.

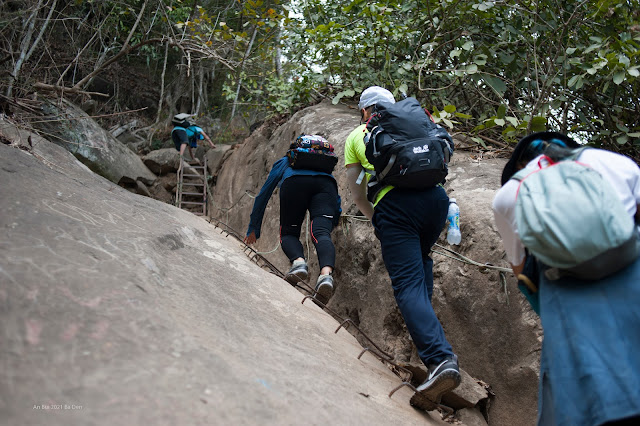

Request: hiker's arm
left=200, top=130, right=216, bottom=148
left=492, top=185, right=527, bottom=277
left=346, top=164, right=374, bottom=220
left=244, top=231, right=257, bottom=245
left=511, top=260, right=525, bottom=276
left=246, top=157, right=288, bottom=239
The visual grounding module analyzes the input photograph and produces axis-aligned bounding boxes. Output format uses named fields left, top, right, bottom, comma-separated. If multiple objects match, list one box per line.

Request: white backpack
left=513, top=148, right=638, bottom=280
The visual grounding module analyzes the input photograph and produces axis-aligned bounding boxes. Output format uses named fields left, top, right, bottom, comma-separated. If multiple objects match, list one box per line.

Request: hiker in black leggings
left=279, top=175, right=338, bottom=275
left=244, top=135, right=341, bottom=304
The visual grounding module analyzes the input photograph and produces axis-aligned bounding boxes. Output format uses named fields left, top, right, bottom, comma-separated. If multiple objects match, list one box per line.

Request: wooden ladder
left=176, top=156, right=208, bottom=217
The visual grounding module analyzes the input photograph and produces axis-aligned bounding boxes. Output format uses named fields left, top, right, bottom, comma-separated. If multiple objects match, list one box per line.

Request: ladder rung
left=182, top=173, right=202, bottom=177
left=182, top=183, right=204, bottom=187
left=180, top=201, right=205, bottom=205
left=181, top=191, right=204, bottom=196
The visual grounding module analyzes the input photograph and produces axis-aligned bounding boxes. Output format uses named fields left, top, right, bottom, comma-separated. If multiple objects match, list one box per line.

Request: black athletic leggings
left=279, top=175, right=338, bottom=269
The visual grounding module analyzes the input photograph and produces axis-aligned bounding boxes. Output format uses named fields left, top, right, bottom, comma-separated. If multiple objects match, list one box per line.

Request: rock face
left=211, top=100, right=542, bottom=426
left=30, top=98, right=157, bottom=186
left=1, top=129, right=449, bottom=426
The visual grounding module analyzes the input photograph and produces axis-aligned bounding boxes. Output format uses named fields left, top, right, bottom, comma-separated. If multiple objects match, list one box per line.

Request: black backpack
left=364, top=97, right=453, bottom=201
left=287, top=134, right=338, bottom=174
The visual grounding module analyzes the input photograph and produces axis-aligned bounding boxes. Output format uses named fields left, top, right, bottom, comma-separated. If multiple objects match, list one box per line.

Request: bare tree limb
left=33, top=82, right=110, bottom=97
left=7, top=0, right=44, bottom=97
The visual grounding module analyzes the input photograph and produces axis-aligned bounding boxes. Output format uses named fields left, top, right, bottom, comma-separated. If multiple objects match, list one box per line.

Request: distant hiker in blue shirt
left=171, top=113, right=215, bottom=165
left=244, top=134, right=341, bottom=305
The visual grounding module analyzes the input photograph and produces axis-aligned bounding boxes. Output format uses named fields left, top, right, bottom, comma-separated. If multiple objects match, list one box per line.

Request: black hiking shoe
left=410, top=355, right=461, bottom=410
left=314, top=274, right=334, bottom=305
left=285, top=260, right=308, bottom=284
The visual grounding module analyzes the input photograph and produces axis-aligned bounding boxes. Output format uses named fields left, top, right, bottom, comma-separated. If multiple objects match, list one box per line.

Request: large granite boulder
left=211, top=100, right=541, bottom=426
left=30, top=98, right=157, bottom=186
left=1, top=128, right=450, bottom=426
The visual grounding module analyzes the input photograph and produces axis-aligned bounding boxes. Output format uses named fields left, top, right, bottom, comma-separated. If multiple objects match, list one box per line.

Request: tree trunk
left=231, top=26, right=257, bottom=118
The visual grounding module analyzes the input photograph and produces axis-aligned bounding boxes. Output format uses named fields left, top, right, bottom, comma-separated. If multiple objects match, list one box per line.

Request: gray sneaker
left=285, top=259, right=308, bottom=284
left=411, top=354, right=461, bottom=410
left=314, top=274, right=334, bottom=305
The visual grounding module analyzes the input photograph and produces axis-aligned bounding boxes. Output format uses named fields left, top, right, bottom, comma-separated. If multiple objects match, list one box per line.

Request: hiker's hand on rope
left=244, top=231, right=257, bottom=245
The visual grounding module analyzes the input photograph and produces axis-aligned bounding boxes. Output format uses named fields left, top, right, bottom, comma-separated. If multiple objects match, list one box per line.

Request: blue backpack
left=513, top=148, right=639, bottom=280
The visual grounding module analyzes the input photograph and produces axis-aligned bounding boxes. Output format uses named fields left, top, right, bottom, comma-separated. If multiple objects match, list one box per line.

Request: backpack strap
left=511, top=147, right=589, bottom=183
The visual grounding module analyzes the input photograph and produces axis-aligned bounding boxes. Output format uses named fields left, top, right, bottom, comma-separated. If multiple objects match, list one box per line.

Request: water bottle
left=447, top=198, right=461, bottom=245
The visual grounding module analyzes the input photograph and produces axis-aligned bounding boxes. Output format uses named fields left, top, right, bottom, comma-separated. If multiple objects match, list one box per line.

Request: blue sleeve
left=334, top=194, right=342, bottom=227
left=247, top=157, right=289, bottom=238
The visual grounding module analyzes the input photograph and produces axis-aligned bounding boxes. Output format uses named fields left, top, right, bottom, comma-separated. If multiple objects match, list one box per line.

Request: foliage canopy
left=1, top=0, right=638, bottom=154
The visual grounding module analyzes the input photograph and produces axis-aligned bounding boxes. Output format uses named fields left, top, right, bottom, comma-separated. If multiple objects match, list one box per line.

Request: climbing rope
left=342, top=215, right=513, bottom=274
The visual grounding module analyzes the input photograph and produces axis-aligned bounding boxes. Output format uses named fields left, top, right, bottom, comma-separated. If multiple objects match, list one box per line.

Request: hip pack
left=513, top=148, right=639, bottom=280
left=364, top=97, right=453, bottom=202
left=287, top=134, right=338, bottom=174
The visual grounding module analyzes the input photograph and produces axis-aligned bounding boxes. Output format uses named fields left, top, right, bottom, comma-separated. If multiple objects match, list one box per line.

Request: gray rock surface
left=211, top=100, right=542, bottom=425
left=30, top=98, right=157, bottom=186
left=142, top=147, right=181, bottom=174
left=0, top=132, right=448, bottom=426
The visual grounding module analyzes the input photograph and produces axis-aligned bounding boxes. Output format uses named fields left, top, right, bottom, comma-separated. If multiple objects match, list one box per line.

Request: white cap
left=449, top=198, right=456, bottom=203
left=358, top=86, right=396, bottom=110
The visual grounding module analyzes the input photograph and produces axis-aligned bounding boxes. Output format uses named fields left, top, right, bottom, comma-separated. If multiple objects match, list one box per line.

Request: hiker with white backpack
left=492, top=131, right=640, bottom=425
left=244, top=134, right=341, bottom=305
left=345, top=86, right=460, bottom=410
left=171, top=113, right=216, bottom=164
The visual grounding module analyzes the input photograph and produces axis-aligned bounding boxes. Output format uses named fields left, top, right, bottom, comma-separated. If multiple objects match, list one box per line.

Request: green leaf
left=627, top=132, right=640, bottom=137
left=616, top=123, right=630, bottom=132
left=568, top=74, right=580, bottom=87
left=466, top=64, right=478, bottom=74
left=462, top=41, right=473, bottom=51
left=450, top=49, right=462, bottom=58
left=628, top=67, right=640, bottom=77
left=484, top=76, right=507, bottom=96
left=506, top=116, right=519, bottom=126
left=583, top=44, right=601, bottom=54
left=442, top=118, right=454, bottom=129
left=455, top=112, right=472, bottom=119
left=494, top=118, right=505, bottom=126
left=497, top=104, right=506, bottom=119
left=332, top=92, right=345, bottom=105
left=527, top=117, right=545, bottom=132
left=503, top=126, right=517, bottom=137
left=498, top=53, right=514, bottom=64
left=619, top=55, right=630, bottom=67
left=444, top=104, right=456, bottom=113
left=617, top=135, right=629, bottom=145
left=474, top=55, right=488, bottom=66
left=613, top=71, right=625, bottom=85
left=566, top=47, right=577, bottom=54
left=471, top=137, right=487, bottom=148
